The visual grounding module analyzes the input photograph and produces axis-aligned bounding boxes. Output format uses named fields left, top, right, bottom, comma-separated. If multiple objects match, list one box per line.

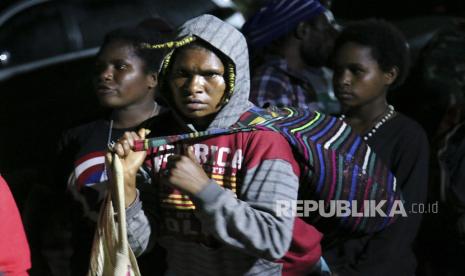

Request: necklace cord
left=107, top=101, right=159, bottom=149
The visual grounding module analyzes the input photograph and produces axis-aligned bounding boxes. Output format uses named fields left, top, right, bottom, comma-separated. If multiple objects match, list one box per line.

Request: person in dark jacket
left=242, top=0, right=340, bottom=113
left=326, top=19, right=429, bottom=276
left=56, top=20, right=172, bottom=275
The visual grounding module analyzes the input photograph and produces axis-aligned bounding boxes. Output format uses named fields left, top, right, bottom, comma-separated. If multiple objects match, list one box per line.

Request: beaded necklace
left=339, top=104, right=395, bottom=141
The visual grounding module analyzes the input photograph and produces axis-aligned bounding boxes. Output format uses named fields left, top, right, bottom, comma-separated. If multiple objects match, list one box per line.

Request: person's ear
left=147, top=72, right=158, bottom=90
left=295, top=21, right=310, bottom=40
left=384, top=66, right=398, bottom=85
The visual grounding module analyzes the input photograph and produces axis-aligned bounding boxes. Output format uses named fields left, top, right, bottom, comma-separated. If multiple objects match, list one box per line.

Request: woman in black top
left=56, top=21, right=172, bottom=275
left=325, top=19, right=429, bottom=276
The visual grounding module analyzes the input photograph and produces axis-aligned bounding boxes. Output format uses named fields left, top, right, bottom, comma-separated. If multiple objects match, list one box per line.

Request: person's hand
left=163, top=145, right=210, bottom=195
left=106, top=128, right=148, bottom=207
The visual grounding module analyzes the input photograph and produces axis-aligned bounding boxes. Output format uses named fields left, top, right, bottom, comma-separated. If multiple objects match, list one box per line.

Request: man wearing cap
left=242, top=0, right=340, bottom=113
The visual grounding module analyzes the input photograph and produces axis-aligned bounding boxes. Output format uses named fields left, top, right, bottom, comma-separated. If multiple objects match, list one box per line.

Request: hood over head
left=157, top=14, right=253, bottom=130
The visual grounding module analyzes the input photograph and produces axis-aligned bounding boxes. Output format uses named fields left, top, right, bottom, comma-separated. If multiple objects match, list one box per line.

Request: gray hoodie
left=126, top=15, right=300, bottom=275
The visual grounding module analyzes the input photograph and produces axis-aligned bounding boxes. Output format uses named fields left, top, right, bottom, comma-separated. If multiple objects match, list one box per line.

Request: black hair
left=333, top=19, right=410, bottom=89
left=99, top=18, right=173, bottom=74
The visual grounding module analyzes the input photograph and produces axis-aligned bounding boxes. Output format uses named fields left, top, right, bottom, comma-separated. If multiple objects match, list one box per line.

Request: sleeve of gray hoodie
left=126, top=192, right=153, bottom=256
left=191, top=132, right=299, bottom=261
left=191, top=158, right=298, bottom=261
left=126, top=169, right=158, bottom=257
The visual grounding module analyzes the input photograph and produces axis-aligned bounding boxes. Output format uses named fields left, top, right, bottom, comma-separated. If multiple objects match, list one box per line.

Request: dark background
left=0, top=1, right=464, bottom=275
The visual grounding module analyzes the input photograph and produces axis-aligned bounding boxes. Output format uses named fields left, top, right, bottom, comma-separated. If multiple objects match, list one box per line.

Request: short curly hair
left=333, top=19, right=410, bottom=89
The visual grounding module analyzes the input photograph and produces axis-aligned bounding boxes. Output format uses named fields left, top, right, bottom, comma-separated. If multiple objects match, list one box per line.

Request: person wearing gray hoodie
left=111, top=14, right=308, bottom=275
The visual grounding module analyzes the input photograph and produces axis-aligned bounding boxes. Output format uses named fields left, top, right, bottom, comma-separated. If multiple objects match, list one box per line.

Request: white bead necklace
left=339, top=105, right=395, bottom=141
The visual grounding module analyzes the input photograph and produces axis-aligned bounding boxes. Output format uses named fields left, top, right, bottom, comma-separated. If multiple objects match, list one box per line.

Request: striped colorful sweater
left=136, top=106, right=401, bottom=235
left=236, top=106, right=401, bottom=234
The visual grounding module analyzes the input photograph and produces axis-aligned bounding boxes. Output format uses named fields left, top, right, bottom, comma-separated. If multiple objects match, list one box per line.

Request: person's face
left=332, top=42, right=395, bottom=109
left=168, top=47, right=226, bottom=121
left=94, top=41, right=155, bottom=109
left=300, top=12, right=339, bottom=67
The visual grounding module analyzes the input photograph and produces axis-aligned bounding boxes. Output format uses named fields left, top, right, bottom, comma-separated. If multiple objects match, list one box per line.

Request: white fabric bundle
left=88, top=154, right=141, bottom=276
